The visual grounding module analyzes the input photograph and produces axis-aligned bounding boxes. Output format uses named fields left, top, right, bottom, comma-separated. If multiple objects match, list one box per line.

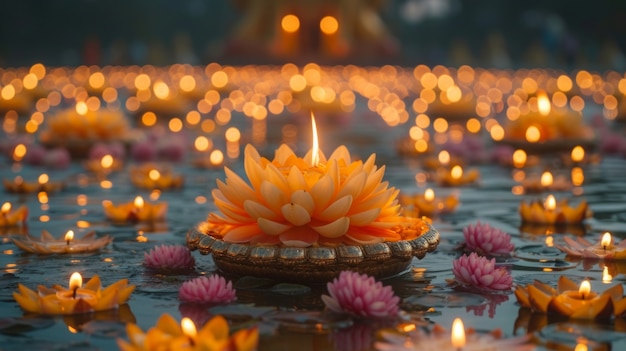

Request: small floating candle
left=129, top=164, right=184, bottom=190
left=83, top=154, right=124, bottom=174
left=13, top=272, right=134, bottom=315
left=117, top=313, right=258, bottom=351
left=3, top=174, right=65, bottom=193
left=12, top=230, right=112, bottom=254
left=519, top=194, right=589, bottom=224
left=435, top=164, right=479, bottom=186
left=0, top=202, right=28, bottom=227
left=399, top=188, right=459, bottom=218
left=555, top=232, right=626, bottom=260
left=514, top=276, right=626, bottom=320
left=520, top=171, right=572, bottom=193
left=102, top=196, right=168, bottom=223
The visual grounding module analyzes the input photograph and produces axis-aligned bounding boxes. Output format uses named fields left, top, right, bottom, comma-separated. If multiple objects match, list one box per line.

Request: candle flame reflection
left=540, top=171, right=553, bottom=187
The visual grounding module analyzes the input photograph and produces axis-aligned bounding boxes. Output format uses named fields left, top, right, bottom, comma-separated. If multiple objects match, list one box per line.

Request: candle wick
left=72, top=287, right=77, bottom=299
left=67, top=239, right=70, bottom=246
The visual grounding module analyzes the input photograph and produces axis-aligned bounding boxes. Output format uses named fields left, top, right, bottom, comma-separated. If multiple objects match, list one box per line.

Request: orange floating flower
left=3, top=174, right=64, bottom=193
left=399, top=189, right=459, bottom=218
left=0, top=202, right=28, bottom=227
left=12, top=230, right=112, bottom=254
left=83, top=154, right=124, bottom=174
left=102, top=196, right=167, bottom=223
left=129, top=164, right=184, bottom=190
left=205, top=143, right=428, bottom=247
left=514, top=276, right=626, bottom=320
left=13, top=273, right=134, bottom=315
left=519, top=194, right=589, bottom=224
left=435, top=165, right=479, bottom=187
left=117, top=313, right=258, bottom=351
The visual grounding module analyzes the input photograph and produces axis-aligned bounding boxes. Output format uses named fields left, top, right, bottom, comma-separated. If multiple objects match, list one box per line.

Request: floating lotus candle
left=422, top=150, right=463, bottom=171
left=520, top=171, right=572, bottom=193
left=514, top=276, right=626, bottom=320
left=117, top=313, right=258, bottom=351
left=399, top=188, right=459, bottom=218
left=102, top=196, right=167, bottom=223
left=83, top=154, right=124, bottom=174
left=13, top=272, right=134, bottom=315
left=12, top=230, right=113, bottom=254
left=435, top=164, right=479, bottom=186
left=519, top=194, right=589, bottom=224
left=129, top=164, right=184, bottom=189
left=555, top=232, right=626, bottom=260
left=188, top=114, right=439, bottom=282
left=0, top=202, right=28, bottom=227
left=3, top=174, right=65, bottom=193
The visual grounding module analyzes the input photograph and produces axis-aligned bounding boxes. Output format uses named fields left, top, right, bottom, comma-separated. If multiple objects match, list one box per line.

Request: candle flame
left=101, top=154, right=114, bottom=169
left=451, top=317, right=466, bottom=348
left=424, top=188, right=435, bottom=202
left=13, top=143, right=26, bottom=161
left=571, top=145, right=585, bottom=162
left=545, top=236, right=554, bottom=247
left=438, top=150, right=450, bottom=165
left=540, top=171, right=553, bottom=187
left=450, top=165, right=463, bottom=179
left=544, top=194, right=556, bottom=211
left=69, top=272, right=82, bottom=290
left=537, top=93, right=551, bottom=116
left=579, top=280, right=591, bottom=298
left=311, top=112, right=320, bottom=166
left=603, top=266, right=613, bottom=284
left=1, top=202, right=10, bottom=214
left=525, top=126, right=541, bottom=143
left=148, top=169, right=161, bottom=181
left=574, top=343, right=588, bottom=351
left=181, top=317, right=197, bottom=339
left=38, top=173, right=49, bottom=184
left=512, top=149, right=527, bottom=167
left=601, top=232, right=612, bottom=248
left=134, top=196, right=144, bottom=210
left=65, top=230, right=74, bottom=242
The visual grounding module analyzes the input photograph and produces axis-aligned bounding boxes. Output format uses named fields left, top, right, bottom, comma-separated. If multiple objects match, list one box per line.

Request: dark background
left=0, top=0, right=624, bottom=70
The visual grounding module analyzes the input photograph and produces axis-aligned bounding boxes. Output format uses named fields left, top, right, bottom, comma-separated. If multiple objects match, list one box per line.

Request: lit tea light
left=520, top=171, right=572, bottom=193
left=525, top=126, right=541, bottom=143
left=519, top=194, right=589, bottom=224
left=514, top=276, right=626, bottom=319
left=399, top=188, right=459, bottom=218
left=571, top=145, right=585, bottom=163
left=129, top=164, right=184, bottom=190
left=0, top=202, right=28, bottom=227
left=13, top=272, right=134, bottom=315
left=436, top=164, right=479, bottom=186
left=102, top=196, right=168, bottom=224
left=540, top=171, right=553, bottom=187
left=83, top=154, right=123, bottom=174
left=422, top=150, right=463, bottom=171
left=555, top=232, right=626, bottom=260
left=12, top=230, right=112, bottom=254
left=3, top=174, right=64, bottom=193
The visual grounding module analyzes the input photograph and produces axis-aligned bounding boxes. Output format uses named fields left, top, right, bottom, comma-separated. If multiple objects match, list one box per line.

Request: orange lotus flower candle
left=3, top=174, right=64, bottom=194
left=519, top=194, right=589, bottom=224
left=12, top=230, right=113, bottom=254
left=399, top=188, right=459, bottom=218
left=129, top=164, right=184, bottom=190
left=0, top=202, right=28, bottom=227
left=83, top=154, right=124, bottom=174
left=102, top=196, right=168, bottom=223
left=555, top=232, right=626, bottom=260
left=13, top=273, right=134, bottom=315
left=205, top=114, right=429, bottom=247
left=514, top=276, right=626, bottom=320
left=435, top=165, right=479, bottom=186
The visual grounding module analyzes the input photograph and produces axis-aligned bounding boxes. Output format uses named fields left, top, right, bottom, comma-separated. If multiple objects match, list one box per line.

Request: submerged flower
left=452, top=253, right=512, bottom=291
left=321, top=271, right=400, bottom=318
left=462, top=221, right=514, bottom=256
left=206, top=144, right=427, bottom=247
left=144, top=244, right=195, bottom=273
left=179, top=275, right=237, bottom=305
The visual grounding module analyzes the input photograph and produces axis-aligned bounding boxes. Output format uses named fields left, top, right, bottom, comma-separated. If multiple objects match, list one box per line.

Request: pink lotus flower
left=452, top=253, right=512, bottom=291
left=463, top=221, right=514, bottom=256
left=144, top=244, right=195, bottom=273
left=321, top=271, right=400, bottom=318
left=179, top=275, right=237, bottom=305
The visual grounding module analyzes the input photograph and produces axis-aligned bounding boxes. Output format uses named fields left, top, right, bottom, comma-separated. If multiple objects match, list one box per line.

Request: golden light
left=225, top=127, right=241, bottom=142
left=450, top=318, right=466, bottom=348
left=30, top=63, right=46, bottom=79
left=181, top=317, right=197, bottom=339
left=1, top=85, right=16, bottom=100
left=603, top=266, right=613, bottom=284
left=100, top=180, right=113, bottom=189
left=544, top=194, right=556, bottom=211
left=141, top=112, right=157, bottom=127
left=134, top=74, right=151, bottom=90
left=69, top=272, right=82, bottom=291
left=311, top=112, right=320, bottom=166
left=153, top=81, right=170, bottom=100
left=489, top=124, right=504, bottom=141
left=1, top=202, right=11, bottom=214
left=424, top=188, right=435, bottom=202
left=194, top=136, right=211, bottom=152
left=512, top=149, right=527, bottom=167
left=320, top=16, right=339, bottom=35
left=65, top=230, right=74, bottom=244
left=22, top=73, right=38, bottom=90
left=38, top=173, right=49, bottom=184
left=169, top=117, right=183, bottom=132
left=537, top=93, right=551, bottom=116
left=89, top=72, right=105, bottom=89
left=450, top=165, right=463, bottom=179
left=134, top=196, right=144, bottom=210
left=571, top=145, right=585, bottom=162
left=545, top=236, right=554, bottom=247
left=13, top=143, right=26, bottom=161
left=572, top=167, right=584, bottom=186
left=438, top=150, right=450, bottom=165
left=601, top=232, right=612, bottom=248
left=579, top=280, right=591, bottom=299
left=525, top=126, right=541, bottom=143
left=179, top=75, right=196, bottom=92
left=101, top=154, right=114, bottom=169
left=75, top=101, right=88, bottom=116
left=540, top=171, right=553, bottom=187
left=281, top=14, right=300, bottom=33
left=289, top=74, right=307, bottom=92
left=209, top=150, right=224, bottom=165
left=211, top=71, right=228, bottom=88
left=149, top=169, right=161, bottom=181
